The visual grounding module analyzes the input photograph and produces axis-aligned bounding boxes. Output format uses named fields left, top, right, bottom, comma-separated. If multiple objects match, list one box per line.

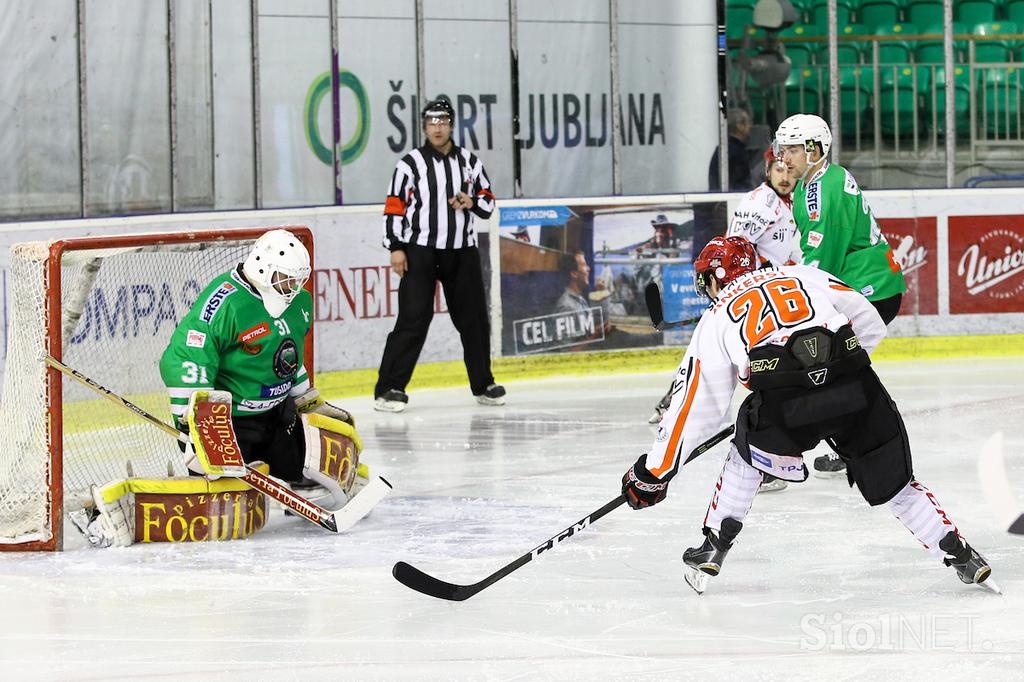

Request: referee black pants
left=375, top=243, right=495, bottom=397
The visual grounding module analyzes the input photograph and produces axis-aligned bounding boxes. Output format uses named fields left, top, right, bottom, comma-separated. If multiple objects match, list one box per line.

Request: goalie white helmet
left=775, top=113, right=832, bottom=159
left=242, top=230, right=311, bottom=317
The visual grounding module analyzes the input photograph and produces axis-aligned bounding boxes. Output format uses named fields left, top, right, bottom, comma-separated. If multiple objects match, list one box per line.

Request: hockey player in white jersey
left=621, top=236, right=995, bottom=594
left=647, top=149, right=801, bottom=494
left=725, top=145, right=801, bottom=268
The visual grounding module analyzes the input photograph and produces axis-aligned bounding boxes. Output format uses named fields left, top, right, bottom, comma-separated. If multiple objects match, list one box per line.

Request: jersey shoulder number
left=724, top=276, right=815, bottom=348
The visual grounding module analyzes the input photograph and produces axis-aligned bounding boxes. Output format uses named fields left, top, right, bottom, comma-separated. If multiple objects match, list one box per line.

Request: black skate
left=682, top=518, right=743, bottom=594
left=758, top=473, right=788, bottom=493
left=813, top=451, right=846, bottom=478
left=939, top=531, right=1000, bottom=594
left=647, top=387, right=673, bottom=424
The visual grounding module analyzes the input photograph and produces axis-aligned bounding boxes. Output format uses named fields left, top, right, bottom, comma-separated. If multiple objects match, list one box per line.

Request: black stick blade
left=393, top=561, right=476, bottom=601
left=1010, top=513, right=1024, bottom=535
left=644, top=282, right=664, bottom=330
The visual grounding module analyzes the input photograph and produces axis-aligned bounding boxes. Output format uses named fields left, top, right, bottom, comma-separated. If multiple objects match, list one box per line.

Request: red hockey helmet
left=764, top=143, right=785, bottom=177
left=694, top=236, right=757, bottom=299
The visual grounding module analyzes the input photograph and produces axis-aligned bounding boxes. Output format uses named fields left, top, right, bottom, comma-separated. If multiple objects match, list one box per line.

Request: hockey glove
left=294, top=388, right=356, bottom=427
left=622, top=454, right=669, bottom=510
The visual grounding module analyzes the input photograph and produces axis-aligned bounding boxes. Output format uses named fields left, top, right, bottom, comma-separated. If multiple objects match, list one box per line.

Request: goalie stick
left=392, top=424, right=736, bottom=601
left=644, top=281, right=705, bottom=331
left=45, top=355, right=391, bottom=534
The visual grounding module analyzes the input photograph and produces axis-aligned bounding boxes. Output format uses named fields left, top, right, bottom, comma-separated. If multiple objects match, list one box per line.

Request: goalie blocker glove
left=622, top=454, right=669, bottom=509
left=294, top=388, right=355, bottom=427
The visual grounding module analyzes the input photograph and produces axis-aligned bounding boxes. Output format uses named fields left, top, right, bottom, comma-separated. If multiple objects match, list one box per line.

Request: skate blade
left=685, top=568, right=709, bottom=594
left=758, top=481, right=788, bottom=493
left=813, top=469, right=847, bottom=479
left=976, top=569, right=1002, bottom=595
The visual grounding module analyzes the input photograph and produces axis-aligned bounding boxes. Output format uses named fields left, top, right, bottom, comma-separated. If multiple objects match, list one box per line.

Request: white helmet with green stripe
left=775, top=113, right=832, bottom=159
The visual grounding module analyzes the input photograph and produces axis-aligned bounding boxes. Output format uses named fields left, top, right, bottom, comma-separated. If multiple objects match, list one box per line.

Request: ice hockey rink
left=0, top=356, right=1021, bottom=681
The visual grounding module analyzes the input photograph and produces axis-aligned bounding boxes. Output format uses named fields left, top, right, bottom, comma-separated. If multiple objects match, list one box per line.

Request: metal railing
left=742, top=32, right=1024, bottom=163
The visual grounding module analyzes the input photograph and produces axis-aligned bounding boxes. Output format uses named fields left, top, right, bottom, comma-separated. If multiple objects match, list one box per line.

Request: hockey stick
left=44, top=355, right=391, bottom=533
left=392, top=424, right=736, bottom=601
left=644, top=282, right=704, bottom=331
left=977, top=432, right=1024, bottom=535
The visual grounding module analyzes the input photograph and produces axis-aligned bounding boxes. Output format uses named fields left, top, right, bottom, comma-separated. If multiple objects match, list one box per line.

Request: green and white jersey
left=159, top=265, right=312, bottom=420
left=792, top=161, right=907, bottom=301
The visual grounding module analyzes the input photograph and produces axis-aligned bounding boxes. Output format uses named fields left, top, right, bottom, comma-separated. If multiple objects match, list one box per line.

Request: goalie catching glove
left=294, top=388, right=355, bottom=427
left=622, top=454, right=670, bottom=510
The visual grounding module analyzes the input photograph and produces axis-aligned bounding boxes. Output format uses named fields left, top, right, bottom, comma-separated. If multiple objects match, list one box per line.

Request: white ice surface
left=1, top=357, right=1023, bottom=681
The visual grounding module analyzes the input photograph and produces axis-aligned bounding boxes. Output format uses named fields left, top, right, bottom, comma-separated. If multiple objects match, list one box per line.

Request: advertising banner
left=880, top=217, right=938, bottom=316
left=948, top=215, right=1024, bottom=314
left=497, top=203, right=697, bottom=355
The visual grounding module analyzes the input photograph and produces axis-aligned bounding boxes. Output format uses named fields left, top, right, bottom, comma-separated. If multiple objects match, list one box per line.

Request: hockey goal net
left=0, top=227, right=314, bottom=550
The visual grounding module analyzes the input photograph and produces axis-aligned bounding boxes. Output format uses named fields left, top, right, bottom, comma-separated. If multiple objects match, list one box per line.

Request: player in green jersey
left=775, top=114, right=907, bottom=477
left=160, top=230, right=364, bottom=511
left=776, top=114, right=906, bottom=320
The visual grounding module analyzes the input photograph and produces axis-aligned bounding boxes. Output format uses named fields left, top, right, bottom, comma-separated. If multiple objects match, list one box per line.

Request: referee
left=374, top=98, right=505, bottom=413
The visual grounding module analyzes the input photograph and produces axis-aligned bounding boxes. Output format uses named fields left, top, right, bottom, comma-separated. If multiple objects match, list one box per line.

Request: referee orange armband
left=384, top=196, right=406, bottom=216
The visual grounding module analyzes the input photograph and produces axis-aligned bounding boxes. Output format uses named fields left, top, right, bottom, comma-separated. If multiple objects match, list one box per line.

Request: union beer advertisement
left=948, top=216, right=1024, bottom=314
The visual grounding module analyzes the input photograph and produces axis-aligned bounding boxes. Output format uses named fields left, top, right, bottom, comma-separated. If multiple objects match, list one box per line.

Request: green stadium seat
left=907, top=0, right=944, bottom=27
left=915, top=22, right=969, bottom=63
left=827, top=23, right=870, bottom=64
left=929, top=66, right=971, bottom=136
left=979, top=67, right=1022, bottom=136
left=1008, top=0, right=1024, bottom=25
left=812, top=0, right=856, bottom=29
left=879, top=65, right=931, bottom=136
left=860, top=0, right=904, bottom=30
left=874, top=23, right=918, bottom=63
left=956, top=0, right=997, bottom=25
left=972, top=22, right=1019, bottom=63
left=728, top=0, right=759, bottom=7
left=790, top=0, right=816, bottom=23
left=779, top=24, right=819, bottom=66
left=785, top=66, right=824, bottom=116
left=839, top=66, right=874, bottom=135
left=727, top=6, right=755, bottom=41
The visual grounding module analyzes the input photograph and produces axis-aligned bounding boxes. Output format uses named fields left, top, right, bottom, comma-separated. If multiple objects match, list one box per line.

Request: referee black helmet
left=421, top=98, right=455, bottom=125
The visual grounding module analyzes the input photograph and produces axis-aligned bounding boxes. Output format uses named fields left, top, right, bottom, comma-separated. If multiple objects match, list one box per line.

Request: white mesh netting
left=0, top=235, right=261, bottom=547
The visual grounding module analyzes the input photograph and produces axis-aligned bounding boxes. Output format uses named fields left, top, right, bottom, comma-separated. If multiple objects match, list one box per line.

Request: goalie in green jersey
left=159, top=229, right=365, bottom=512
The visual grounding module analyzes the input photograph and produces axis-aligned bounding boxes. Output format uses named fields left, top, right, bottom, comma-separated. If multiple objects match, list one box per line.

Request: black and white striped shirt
left=382, top=145, right=496, bottom=251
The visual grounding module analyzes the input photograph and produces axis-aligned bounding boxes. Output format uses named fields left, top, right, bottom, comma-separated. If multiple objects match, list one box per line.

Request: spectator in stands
left=692, top=108, right=758, bottom=262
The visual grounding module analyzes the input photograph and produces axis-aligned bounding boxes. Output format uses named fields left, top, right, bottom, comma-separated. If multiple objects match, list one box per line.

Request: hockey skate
left=374, top=389, right=408, bottom=413
left=682, top=518, right=743, bottom=594
left=813, top=451, right=846, bottom=478
left=758, top=473, right=788, bottom=493
left=647, top=388, right=672, bottom=424
left=475, top=384, right=506, bottom=406
left=939, top=531, right=1001, bottom=594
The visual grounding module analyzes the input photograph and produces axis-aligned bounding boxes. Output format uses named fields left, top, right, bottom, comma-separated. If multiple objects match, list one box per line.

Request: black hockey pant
left=375, top=243, right=495, bottom=397
left=736, top=367, right=914, bottom=505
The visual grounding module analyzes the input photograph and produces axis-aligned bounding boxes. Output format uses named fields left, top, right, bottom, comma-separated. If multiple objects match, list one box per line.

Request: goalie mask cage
left=0, top=227, right=315, bottom=550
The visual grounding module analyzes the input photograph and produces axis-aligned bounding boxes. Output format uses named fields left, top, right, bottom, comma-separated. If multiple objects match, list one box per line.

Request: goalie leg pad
left=299, top=413, right=364, bottom=511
